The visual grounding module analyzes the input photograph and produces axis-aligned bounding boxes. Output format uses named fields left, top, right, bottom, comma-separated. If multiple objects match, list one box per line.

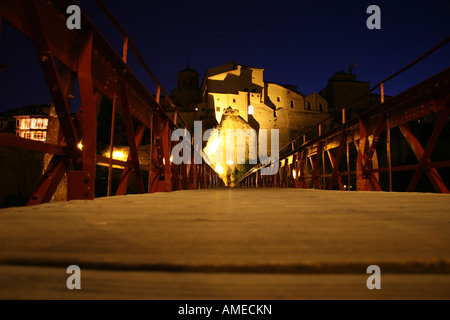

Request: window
left=43, top=119, right=49, bottom=129
left=291, top=101, right=294, bottom=108
left=307, top=103, right=311, bottom=110
left=25, top=132, right=31, bottom=139
left=34, top=131, right=44, bottom=141
left=233, top=99, right=236, bottom=103
left=277, top=97, right=280, bottom=102
left=31, top=118, right=37, bottom=129
left=16, top=119, right=20, bottom=127
left=319, top=104, right=323, bottom=112
left=248, top=105, right=254, bottom=115
left=216, top=107, right=221, bottom=112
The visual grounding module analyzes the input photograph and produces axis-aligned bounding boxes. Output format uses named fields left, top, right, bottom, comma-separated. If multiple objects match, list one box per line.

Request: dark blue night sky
left=1, top=0, right=449, bottom=112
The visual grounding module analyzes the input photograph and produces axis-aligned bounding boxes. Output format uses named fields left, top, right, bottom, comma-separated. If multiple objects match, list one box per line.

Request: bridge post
left=357, top=118, right=370, bottom=191
left=107, top=94, right=117, bottom=197
left=328, top=131, right=346, bottom=191
left=161, top=119, right=173, bottom=192
left=149, top=115, right=162, bottom=193
left=310, top=142, right=323, bottom=189
left=72, top=31, right=98, bottom=201
left=117, top=78, right=145, bottom=194
left=115, top=125, right=146, bottom=195
left=386, top=112, right=393, bottom=192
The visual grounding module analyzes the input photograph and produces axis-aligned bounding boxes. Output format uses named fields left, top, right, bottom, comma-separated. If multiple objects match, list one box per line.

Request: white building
left=200, top=62, right=329, bottom=147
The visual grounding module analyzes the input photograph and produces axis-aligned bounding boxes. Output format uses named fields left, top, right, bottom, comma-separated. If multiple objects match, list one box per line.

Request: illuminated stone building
left=166, top=62, right=329, bottom=147
left=199, top=62, right=329, bottom=147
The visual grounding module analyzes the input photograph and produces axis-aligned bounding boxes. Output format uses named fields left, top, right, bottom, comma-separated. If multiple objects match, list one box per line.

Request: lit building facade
left=201, top=62, right=329, bottom=147
left=14, top=115, right=49, bottom=142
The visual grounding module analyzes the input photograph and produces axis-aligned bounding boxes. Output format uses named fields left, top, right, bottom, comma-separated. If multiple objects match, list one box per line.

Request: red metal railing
left=239, top=37, right=450, bottom=193
left=0, top=0, right=222, bottom=205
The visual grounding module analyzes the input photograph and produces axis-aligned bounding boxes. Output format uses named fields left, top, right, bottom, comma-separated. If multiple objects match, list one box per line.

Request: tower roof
left=177, top=64, right=199, bottom=76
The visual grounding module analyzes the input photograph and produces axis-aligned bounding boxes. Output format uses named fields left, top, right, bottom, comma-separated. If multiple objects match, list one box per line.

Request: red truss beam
left=399, top=123, right=449, bottom=193
left=28, top=156, right=67, bottom=206
left=0, top=0, right=221, bottom=204
left=19, top=0, right=81, bottom=160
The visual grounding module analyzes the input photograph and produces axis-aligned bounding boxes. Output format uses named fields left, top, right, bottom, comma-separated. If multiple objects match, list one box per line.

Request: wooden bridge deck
left=0, top=188, right=449, bottom=300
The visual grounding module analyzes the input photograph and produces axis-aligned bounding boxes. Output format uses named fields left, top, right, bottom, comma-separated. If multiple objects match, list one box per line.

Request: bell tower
left=177, top=64, right=199, bottom=89
left=172, top=64, right=201, bottom=110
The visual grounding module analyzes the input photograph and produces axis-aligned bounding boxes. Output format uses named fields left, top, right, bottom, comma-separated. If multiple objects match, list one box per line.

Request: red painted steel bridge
left=239, top=64, right=450, bottom=193
left=1, top=0, right=449, bottom=207
left=0, top=0, right=223, bottom=206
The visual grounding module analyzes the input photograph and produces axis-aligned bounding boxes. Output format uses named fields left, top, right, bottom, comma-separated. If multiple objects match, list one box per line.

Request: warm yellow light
left=288, top=156, right=294, bottom=165
left=113, top=150, right=127, bottom=161
left=215, top=164, right=225, bottom=175
left=227, top=160, right=234, bottom=165
left=163, top=156, right=174, bottom=166
left=209, top=137, right=220, bottom=154
left=77, top=143, right=83, bottom=150
left=292, top=169, right=297, bottom=180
